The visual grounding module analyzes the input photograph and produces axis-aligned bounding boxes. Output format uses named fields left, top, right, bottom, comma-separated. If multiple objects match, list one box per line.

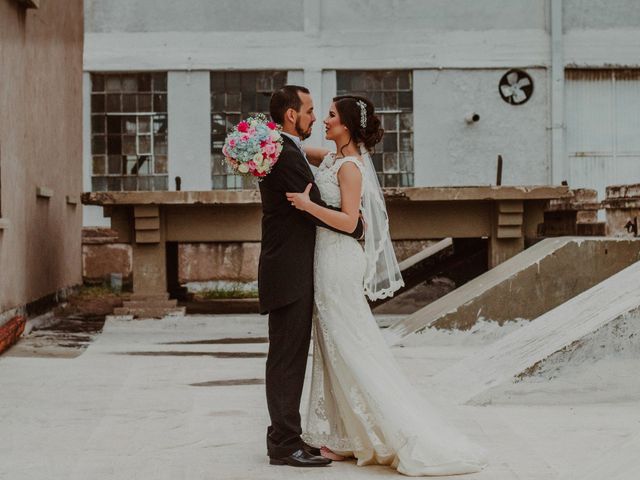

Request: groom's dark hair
left=270, top=85, right=310, bottom=125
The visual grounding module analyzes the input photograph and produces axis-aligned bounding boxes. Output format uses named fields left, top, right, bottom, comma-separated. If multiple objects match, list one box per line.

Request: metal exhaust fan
left=499, top=69, right=533, bottom=105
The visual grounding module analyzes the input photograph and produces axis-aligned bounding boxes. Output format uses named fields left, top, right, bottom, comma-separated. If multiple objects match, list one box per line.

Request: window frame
left=90, top=72, right=169, bottom=192
left=336, top=70, right=415, bottom=188
left=210, top=70, right=287, bottom=190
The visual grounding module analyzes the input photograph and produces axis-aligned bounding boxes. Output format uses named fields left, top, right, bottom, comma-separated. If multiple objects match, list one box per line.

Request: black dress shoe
left=302, top=442, right=321, bottom=456
left=269, top=448, right=332, bottom=467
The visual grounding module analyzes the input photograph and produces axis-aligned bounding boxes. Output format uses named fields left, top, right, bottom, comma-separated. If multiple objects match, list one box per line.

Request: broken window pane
left=92, top=156, right=106, bottom=175
left=154, top=155, right=168, bottom=174
left=90, top=72, right=169, bottom=192
left=91, top=74, right=105, bottom=92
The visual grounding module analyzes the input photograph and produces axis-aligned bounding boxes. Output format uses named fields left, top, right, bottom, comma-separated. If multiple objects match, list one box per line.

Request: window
left=337, top=70, right=414, bottom=187
left=90, top=73, right=168, bottom=192
left=210, top=71, right=287, bottom=189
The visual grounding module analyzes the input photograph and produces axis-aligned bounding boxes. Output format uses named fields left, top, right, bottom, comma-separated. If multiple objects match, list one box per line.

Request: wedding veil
left=359, top=144, right=405, bottom=300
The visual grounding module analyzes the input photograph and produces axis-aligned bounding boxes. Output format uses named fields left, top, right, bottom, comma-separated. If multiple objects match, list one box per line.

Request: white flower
left=253, top=152, right=264, bottom=163
left=238, top=163, right=250, bottom=174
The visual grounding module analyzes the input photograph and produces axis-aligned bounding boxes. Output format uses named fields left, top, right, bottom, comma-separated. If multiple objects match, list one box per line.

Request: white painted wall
left=563, top=0, right=640, bottom=30
left=320, top=0, right=546, bottom=31
left=85, top=0, right=304, bottom=32
left=167, top=71, right=212, bottom=191
left=414, top=69, right=549, bottom=186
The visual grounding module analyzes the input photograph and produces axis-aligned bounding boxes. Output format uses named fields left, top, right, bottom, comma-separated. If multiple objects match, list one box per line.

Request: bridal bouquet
left=222, top=113, right=283, bottom=178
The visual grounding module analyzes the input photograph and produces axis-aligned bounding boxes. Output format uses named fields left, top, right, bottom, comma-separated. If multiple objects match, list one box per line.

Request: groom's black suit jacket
left=258, top=135, right=363, bottom=314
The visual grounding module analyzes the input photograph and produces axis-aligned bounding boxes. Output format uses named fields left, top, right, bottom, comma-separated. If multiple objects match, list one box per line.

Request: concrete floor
left=0, top=314, right=637, bottom=479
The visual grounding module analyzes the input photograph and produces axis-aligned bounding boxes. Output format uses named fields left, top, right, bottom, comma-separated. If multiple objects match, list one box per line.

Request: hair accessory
left=356, top=100, right=367, bottom=128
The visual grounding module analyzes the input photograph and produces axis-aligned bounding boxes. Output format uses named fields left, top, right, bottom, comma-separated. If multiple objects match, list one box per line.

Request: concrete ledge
left=0, top=218, right=9, bottom=230
left=82, top=185, right=570, bottom=206
left=36, top=186, right=53, bottom=198
left=0, top=316, right=26, bottom=354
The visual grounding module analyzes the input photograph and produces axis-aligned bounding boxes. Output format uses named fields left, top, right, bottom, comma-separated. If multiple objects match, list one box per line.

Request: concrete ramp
left=428, top=260, right=640, bottom=405
left=385, top=237, right=640, bottom=346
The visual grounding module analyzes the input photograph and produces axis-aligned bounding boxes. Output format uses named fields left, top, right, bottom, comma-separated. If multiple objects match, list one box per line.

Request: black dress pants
left=265, top=291, right=314, bottom=458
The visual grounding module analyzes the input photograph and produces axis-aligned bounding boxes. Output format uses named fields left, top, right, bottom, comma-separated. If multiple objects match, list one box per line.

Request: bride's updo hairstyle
left=333, top=95, right=384, bottom=152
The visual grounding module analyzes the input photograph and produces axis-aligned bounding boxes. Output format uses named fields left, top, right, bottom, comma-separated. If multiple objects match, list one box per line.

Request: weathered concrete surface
left=542, top=188, right=604, bottom=236
left=386, top=237, right=640, bottom=345
left=561, top=433, right=640, bottom=480
left=7, top=314, right=106, bottom=359
left=179, top=242, right=260, bottom=283
left=82, top=238, right=432, bottom=289
left=82, top=244, right=132, bottom=284
left=82, top=186, right=570, bottom=206
left=429, top=260, right=640, bottom=405
left=604, top=183, right=640, bottom=237
left=84, top=187, right=567, bottom=296
left=2, top=314, right=640, bottom=479
left=0, top=0, right=84, bottom=322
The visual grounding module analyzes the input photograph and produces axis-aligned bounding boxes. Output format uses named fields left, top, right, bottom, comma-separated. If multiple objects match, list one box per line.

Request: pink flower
left=263, top=143, right=276, bottom=156
left=229, top=139, right=236, bottom=147
left=237, top=121, right=249, bottom=133
left=267, top=121, right=277, bottom=130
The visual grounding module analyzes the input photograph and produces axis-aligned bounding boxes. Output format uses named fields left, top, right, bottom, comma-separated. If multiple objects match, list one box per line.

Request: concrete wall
left=85, top=0, right=304, bottom=33
left=414, top=69, right=549, bottom=186
left=0, top=0, right=84, bottom=321
left=387, top=237, right=640, bottom=344
left=82, top=0, right=640, bottom=225
left=564, top=0, right=640, bottom=30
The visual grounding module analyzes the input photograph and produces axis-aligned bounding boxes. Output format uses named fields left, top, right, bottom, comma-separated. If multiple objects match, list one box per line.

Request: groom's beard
left=295, top=118, right=313, bottom=140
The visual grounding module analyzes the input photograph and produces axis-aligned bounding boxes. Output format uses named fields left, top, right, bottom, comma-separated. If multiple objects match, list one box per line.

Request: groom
left=258, top=85, right=364, bottom=467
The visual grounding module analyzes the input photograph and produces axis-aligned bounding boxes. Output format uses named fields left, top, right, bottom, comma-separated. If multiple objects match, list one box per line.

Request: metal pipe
left=550, top=0, right=566, bottom=185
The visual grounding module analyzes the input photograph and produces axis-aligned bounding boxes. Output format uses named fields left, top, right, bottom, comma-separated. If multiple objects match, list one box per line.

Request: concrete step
left=429, top=260, right=640, bottom=405
left=128, top=293, right=170, bottom=301
left=122, top=300, right=178, bottom=308
left=385, top=237, right=640, bottom=346
left=112, top=306, right=185, bottom=319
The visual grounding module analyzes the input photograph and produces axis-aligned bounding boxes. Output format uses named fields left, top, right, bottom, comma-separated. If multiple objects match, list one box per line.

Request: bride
left=285, top=95, right=487, bottom=476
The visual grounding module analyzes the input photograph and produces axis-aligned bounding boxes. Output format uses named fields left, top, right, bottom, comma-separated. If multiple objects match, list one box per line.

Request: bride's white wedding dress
left=302, top=153, right=487, bottom=476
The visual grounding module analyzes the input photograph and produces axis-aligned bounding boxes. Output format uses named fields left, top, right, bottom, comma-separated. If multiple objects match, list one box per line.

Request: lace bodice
left=314, top=154, right=364, bottom=209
